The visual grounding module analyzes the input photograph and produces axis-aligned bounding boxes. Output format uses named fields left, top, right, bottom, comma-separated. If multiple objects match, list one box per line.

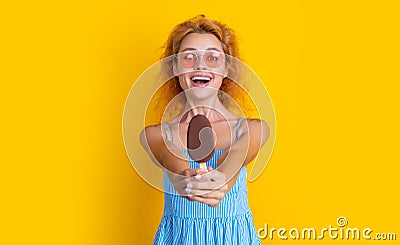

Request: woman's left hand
left=185, top=167, right=229, bottom=207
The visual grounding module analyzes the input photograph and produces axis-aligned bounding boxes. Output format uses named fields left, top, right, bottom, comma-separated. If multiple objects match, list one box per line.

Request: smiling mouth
left=191, top=76, right=212, bottom=87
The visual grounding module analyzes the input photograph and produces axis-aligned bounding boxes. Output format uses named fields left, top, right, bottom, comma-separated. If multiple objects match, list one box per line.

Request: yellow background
left=1, top=0, right=399, bottom=244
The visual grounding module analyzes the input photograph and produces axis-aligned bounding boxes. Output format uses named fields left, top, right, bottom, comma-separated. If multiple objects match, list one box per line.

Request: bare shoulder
left=248, top=118, right=269, bottom=129
left=240, top=118, right=270, bottom=146
left=140, top=124, right=163, bottom=153
left=141, top=124, right=162, bottom=138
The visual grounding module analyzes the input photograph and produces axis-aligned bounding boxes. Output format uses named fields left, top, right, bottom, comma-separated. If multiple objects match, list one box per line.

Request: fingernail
left=185, top=188, right=192, bottom=193
left=187, top=194, right=193, bottom=198
left=195, top=175, right=201, bottom=180
left=186, top=183, right=193, bottom=188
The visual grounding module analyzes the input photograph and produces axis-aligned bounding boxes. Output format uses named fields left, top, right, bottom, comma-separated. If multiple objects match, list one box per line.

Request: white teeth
left=191, top=76, right=211, bottom=81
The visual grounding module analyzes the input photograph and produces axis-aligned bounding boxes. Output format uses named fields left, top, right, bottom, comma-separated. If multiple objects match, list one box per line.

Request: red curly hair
left=161, top=15, right=240, bottom=102
left=147, top=15, right=256, bottom=124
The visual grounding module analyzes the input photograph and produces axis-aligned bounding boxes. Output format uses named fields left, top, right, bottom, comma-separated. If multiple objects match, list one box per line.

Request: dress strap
left=235, top=118, right=245, bottom=141
left=163, top=123, right=173, bottom=142
left=165, top=120, right=243, bottom=142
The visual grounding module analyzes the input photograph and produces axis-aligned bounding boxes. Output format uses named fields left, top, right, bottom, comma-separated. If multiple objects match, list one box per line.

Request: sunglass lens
left=180, top=52, right=197, bottom=68
left=205, top=52, right=223, bottom=68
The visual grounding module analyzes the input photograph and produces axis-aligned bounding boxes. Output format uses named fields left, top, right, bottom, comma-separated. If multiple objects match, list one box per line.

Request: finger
left=183, top=175, right=206, bottom=185
left=174, top=169, right=201, bottom=186
left=185, top=187, right=212, bottom=196
left=174, top=186, right=191, bottom=197
left=183, top=168, right=198, bottom=176
left=186, top=181, right=227, bottom=194
left=199, top=184, right=228, bottom=197
left=186, top=179, right=220, bottom=190
left=192, top=168, right=209, bottom=180
left=189, top=189, right=226, bottom=199
left=198, top=170, right=226, bottom=182
left=195, top=168, right=209, bottom=175
left=171, top=174, right=190, bottom=187
left=185, top=182, right=214, bottom=196
left=178, top=191, right=196, bottom=200
left=194, top=180, right=224, bottom=190
left=190, top=196, right=221, bottom=207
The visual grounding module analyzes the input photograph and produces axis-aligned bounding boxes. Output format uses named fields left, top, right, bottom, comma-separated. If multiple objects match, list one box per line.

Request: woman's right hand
left=168, top=168, right=208, bottom=200
left=170, top=167, right=232, bottom=207
left=184, top=167, right=230, bottom=207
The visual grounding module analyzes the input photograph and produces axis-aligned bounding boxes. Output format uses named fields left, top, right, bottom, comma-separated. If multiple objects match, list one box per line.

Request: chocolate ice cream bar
left=187, top=114, right=215, bottom=169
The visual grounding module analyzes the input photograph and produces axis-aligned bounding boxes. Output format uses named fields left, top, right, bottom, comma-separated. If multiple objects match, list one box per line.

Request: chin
left=183, top=87, right=219, bottom=101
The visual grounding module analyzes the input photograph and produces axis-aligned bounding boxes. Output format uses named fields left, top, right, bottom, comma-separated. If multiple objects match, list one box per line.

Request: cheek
left=178, top=75, right=189, bottom=90
left=212, top=76, right=224, bottom=88
left=218, top=61, right=227, bottom=75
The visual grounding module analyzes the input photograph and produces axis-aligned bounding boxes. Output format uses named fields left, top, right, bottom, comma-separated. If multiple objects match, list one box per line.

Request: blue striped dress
left=153, top=120, right=261, bottom=244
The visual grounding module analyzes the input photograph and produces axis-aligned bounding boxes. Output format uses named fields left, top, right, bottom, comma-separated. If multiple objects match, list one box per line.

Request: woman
left=141, top=15, right=269, bottom=244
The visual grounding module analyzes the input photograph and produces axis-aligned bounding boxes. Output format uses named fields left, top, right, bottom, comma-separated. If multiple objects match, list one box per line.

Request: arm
left=140, top=124, right=189, bottom=173
left=187, top=119, right=270, bottom=206
left=140, top=125, right=198, bottom=197
left=218, top=118, right=270, bottom=181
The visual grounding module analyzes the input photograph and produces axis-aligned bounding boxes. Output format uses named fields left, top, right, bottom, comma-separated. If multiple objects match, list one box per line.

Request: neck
left=182, top=96, right=226, bottom=123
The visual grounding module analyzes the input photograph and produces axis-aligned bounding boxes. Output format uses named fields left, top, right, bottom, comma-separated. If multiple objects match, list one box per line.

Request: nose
left=194, top=54, right=207, bottom=70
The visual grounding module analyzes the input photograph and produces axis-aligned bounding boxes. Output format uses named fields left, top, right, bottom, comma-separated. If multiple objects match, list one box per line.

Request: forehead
left=179, top=33, right=223, bottom=52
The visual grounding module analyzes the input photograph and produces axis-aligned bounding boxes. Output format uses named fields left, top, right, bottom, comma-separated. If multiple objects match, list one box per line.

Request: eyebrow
left=181, top=47, right=221, bottom=52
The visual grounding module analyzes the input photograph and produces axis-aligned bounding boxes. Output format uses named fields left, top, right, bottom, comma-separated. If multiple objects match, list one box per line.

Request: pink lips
left=192, top=81, right=210, bottom=88
left=190, top=72, right=213, bottom=88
